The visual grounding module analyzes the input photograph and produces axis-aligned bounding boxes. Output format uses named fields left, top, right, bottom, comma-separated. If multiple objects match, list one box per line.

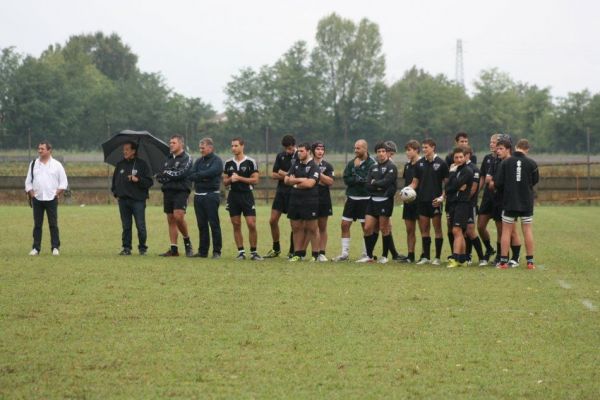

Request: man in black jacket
left=156, top=134, right=194, bottom=257
left=359, top=141, right=398, bottom=263
left=111, top=142, right=154, bottom=255
left=189, top=137, right=224, bottom=258
left=494, top=139, right=539, bottom=270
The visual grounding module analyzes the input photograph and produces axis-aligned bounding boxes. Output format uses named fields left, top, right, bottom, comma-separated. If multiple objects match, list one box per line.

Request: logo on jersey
left=433, top=163, right=440, bottom=171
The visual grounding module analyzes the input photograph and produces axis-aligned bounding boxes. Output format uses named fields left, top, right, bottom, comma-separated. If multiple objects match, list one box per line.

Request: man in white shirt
left=24, top=140, right=68, bottom=255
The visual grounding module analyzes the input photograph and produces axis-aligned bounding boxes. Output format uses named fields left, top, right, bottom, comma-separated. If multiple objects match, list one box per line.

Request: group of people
left=25, top=131, right=539, bottom=269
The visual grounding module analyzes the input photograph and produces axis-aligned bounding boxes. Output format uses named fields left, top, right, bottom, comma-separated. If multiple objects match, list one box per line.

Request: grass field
left=1, top=205, right=599, bottom=399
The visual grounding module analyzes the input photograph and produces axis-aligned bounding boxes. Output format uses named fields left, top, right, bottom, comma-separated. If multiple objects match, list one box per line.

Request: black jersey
left=466, top=160, right=481, bottom=206
left=366, top=159, right=398, bottom=198
left=288, top=158, right=320, bottom=201
left=414, top=155, right=449, bottom=201
left=224, top=156, right=259, bottom=192
left=494, top=151, right=539, bottom=212
left=445, top=163, right=474, bottom=204
left=315, top=159, right=334, bottom=199
left=479, top=153, right=499, bottom=200
left=273, top=150, right=297, bottom=194
left=402, top=158, right=420, bottom=187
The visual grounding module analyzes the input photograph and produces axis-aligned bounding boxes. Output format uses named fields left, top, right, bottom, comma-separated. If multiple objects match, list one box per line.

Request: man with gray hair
left=189, top=137, right=224, bottom=258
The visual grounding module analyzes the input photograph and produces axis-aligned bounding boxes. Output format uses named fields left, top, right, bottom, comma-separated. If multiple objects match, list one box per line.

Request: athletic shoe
left=478, top=260, right=488, bottom=267
left=332, top=254, right=349, bottom=262
left=377, top=256, right=389, bottom=264
left=466, top=256, right=473, bottom=266
left=29, top=249, right=39, bottom=256
left=508, top=260, right=519, bottom=268
left=447, top=259, right=464, bottom=268
left=185, top=245, right=194, bottom=257
left=212, top=253, right=221, bottom=259
left=496, top=262, right=509, bottom=269
left=159, top=249, right=179, bottom=257
left=484, top=248, right=496, bottom=260
left=288, top=255, right=302, bottom=262
left=392, top=254, right=407, bottom=261
left=398, top=257, right=414, bottom=264
left=431, top=258, right=441, bottom=266
left=139, top=249, right=147, bottom=256
left=416, top=258, right=430, bottom=265
left=52, top=248, right=60, bottom=256
left=287, top=253, right=294, bottom=259
left=250, top=253, right=263, bottom=261
left=355, top=256, right=374, bottom=263
left=308, top=256, right=318, bottom=262
left=317, top=254, right=328, bottom=262
left=527, top=261, right=536, bottom=270
left=119, top=249, right=132, bottom=256
left=264, top=249, right=280, bottom=258
left=236, top=253, right=246, bottom=260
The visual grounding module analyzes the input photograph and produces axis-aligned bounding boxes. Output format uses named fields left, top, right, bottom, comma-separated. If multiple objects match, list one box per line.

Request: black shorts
left=502, top=210, right=533, bottom=224
left=467, top=204, right=477, bottom=224
left=402, top=202, right=418, bottom=221
left=450, top=202, right=470, bottom=231
left=478, top=197, right=494, bottom=215
left=366, top=198, right=394, bottom=218
left=226, top=191, right=256, bottom=217
left=287, top=200, right=318, bottom=220
left=318, top=196, right=333, bottom=217
left=163, top=190, right=189, bottom=214
left=492, top=203, right=503, bottom=222
left=272, top=191, right=290, bottom=213
left=341, top=198, right=369, bottom=222
left=417, top=201, right=442, bottom=218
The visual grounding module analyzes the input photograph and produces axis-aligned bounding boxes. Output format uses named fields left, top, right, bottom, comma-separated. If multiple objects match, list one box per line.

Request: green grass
left=1, top=205, right=599, bottom=399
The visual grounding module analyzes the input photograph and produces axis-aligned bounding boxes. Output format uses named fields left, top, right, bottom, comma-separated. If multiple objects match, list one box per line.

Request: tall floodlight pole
left=455, top=39, right=465, bottom=87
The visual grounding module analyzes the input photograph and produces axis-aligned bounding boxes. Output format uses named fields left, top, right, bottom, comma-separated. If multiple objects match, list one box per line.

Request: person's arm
left=134, top=160, right=154, bottom=189
left=372, top=165, right=397, bottom=188
left=56, top=162, right=68, bottom=198
left=233, top=171, right=259, bottom=185
left=470, top=171, right=480, bottom=198
left=25, top=160, right=34, bottom=196
left=531, top=161, right=539, bottom=186
left=111, top=163, right=119, bottom=196
left=163, top=155, right=193, bottom=182
left=319, top=163, right=334, bottom=186
left=295, top=166, right=319, bottom=189
left=190, top=157, right=223, bottom=180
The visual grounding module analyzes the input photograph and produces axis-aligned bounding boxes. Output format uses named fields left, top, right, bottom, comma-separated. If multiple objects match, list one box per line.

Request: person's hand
left=129, top=175, right=139, bottom=183
left=354, top=157, right=361, bottom=167
left=231, top=173, right=239, bottom=183
left=449, top=163, right=458, bottom=172
left=432, top=196, right=444, bottom=207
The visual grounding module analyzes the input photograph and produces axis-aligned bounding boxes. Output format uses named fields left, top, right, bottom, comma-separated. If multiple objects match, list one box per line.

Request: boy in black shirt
left=477, top=133, right=500, bottom=260
left=410, top=139, right=449, bottom=265
left=445, top=147, right=474, bottom=268
left=495, top=139, right=539, bottom=270
left=265, top=134, right=297, bottom=258
left=399, top=140, right=421, bottom=263
left=311, top=141, right=334, bottom=261
left=285, top=143, right=320, bottom=261
left=223, top=137, right=262, bottom=261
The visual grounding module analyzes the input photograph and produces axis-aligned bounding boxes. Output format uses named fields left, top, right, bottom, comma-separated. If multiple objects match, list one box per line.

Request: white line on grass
left=557, top=280, right=572, bottom=289
left=581, top=300, right=597, bottom=311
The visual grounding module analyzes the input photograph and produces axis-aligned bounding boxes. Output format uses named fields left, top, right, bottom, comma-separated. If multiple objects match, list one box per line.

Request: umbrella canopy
left=102, top=130, right=170, bottom=175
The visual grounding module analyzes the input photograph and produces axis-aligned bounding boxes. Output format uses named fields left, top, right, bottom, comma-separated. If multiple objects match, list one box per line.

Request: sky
left=2, top=0, right=599, bottom=111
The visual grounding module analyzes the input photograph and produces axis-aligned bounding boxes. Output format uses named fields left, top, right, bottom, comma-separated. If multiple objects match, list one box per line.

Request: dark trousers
left=118, top=198, right=147, bottom=251
left=194, top=193, right=222, bottom=255
left=32, top=197, right=59, bottom=251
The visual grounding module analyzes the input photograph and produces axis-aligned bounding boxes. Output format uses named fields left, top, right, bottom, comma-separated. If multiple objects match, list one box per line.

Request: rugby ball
left=399, top=186, right=417, bottom=203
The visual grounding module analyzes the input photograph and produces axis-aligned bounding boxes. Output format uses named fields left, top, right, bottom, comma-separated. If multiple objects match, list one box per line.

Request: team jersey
left=366, top=159, right=398, bottom=199
left=414, top=155, right=449, bottom=202
left=288, top=158, right=320, bottom=201
left=402, top=158, right=420, bottom=187
left=224, top=156, right=259, bottom=192
left=445, top=163, right=474, bottom=204
left=273, top=150, right=297, bottom=194
left=315, top=159, right=334, bottom=199
left=494, top=151, right=539, bottom=212
left=466, top=160, right=481, bottom=206
left=479, top=153, right=499, bottom=201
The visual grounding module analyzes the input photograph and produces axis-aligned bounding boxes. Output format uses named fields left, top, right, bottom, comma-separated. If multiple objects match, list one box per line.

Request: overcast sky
left=2, top=0, right=599, bottom=111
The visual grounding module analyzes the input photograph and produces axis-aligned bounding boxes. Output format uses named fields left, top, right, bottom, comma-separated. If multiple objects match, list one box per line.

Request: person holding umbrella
left=156, top=134, right=194, bottom=257
left=111, top=141, right=153, bottom=255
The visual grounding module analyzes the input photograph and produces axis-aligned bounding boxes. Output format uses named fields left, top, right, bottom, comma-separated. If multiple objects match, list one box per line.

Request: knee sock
left=511, top=245, right=521, bottom=262
left=435, top=238, right=443, bottom=259
left=471, top=237, right=484, bottom=260
left=422, top=237, right=432, bottom=260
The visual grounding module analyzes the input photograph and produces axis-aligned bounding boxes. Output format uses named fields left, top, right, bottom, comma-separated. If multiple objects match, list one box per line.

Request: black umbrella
left=102, top=130, right=170, bottom=175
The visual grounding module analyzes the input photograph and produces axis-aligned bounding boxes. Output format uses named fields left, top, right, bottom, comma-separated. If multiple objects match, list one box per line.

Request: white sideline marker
left=581, top=300, right=597, bottom=312
left=557, top=280, right=572, bottom=289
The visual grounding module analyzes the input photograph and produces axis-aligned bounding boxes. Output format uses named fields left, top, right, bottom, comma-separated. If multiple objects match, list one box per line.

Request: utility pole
left=455, top=39, right=465, bottom=87
left=587, top=127, right=591, bottom=205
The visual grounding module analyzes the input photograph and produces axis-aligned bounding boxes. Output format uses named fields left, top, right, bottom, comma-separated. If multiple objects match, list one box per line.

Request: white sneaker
left=377, top=256, right=389, bottom=264
left=52, top=248, right=60, bottom=256
left=29, top=249, right=39, bottom=256
left=355, top=255, right=374, bottom=263
left=508, top=260, right=519, bottom=268
left=416, top=257, right=430, bottom=265
left=332, top=254, right=349, bottom=262
left=317, top=254, right=328, bottom=262
left=431, top=258, right=441, bottom=266
left=478, top=260, right=488, bottom=267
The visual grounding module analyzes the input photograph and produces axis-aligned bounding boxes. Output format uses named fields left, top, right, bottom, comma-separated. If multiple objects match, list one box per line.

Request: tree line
left=1, top=13, right=599, bottom=154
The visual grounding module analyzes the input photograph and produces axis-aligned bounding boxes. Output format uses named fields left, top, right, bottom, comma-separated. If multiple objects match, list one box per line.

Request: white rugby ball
left=399, top=186, right=417, bottom=203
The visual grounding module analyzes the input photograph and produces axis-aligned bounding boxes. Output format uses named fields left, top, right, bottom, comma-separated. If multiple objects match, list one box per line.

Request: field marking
left=557, top=280, right=572, bottom=289
left=581, top=300, right=597, bottom=311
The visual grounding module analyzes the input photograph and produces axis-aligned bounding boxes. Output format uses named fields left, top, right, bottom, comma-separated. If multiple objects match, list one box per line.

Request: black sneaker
left=139, top=248, right=147, bottom=256
left=159, top=249, right=179, bottom=257
left=212, top=253, right=221, bottom=259
left=119, top=248, right=132, bottom=256
left=185, top=245, right=194, bottom=257
left=236, top=253, right=246, bottom=260
left=250, top=253, right=264, bottom=261
left=192, top=253, right=208, bottom=258
left=392, top=254, right=407, bottom=261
